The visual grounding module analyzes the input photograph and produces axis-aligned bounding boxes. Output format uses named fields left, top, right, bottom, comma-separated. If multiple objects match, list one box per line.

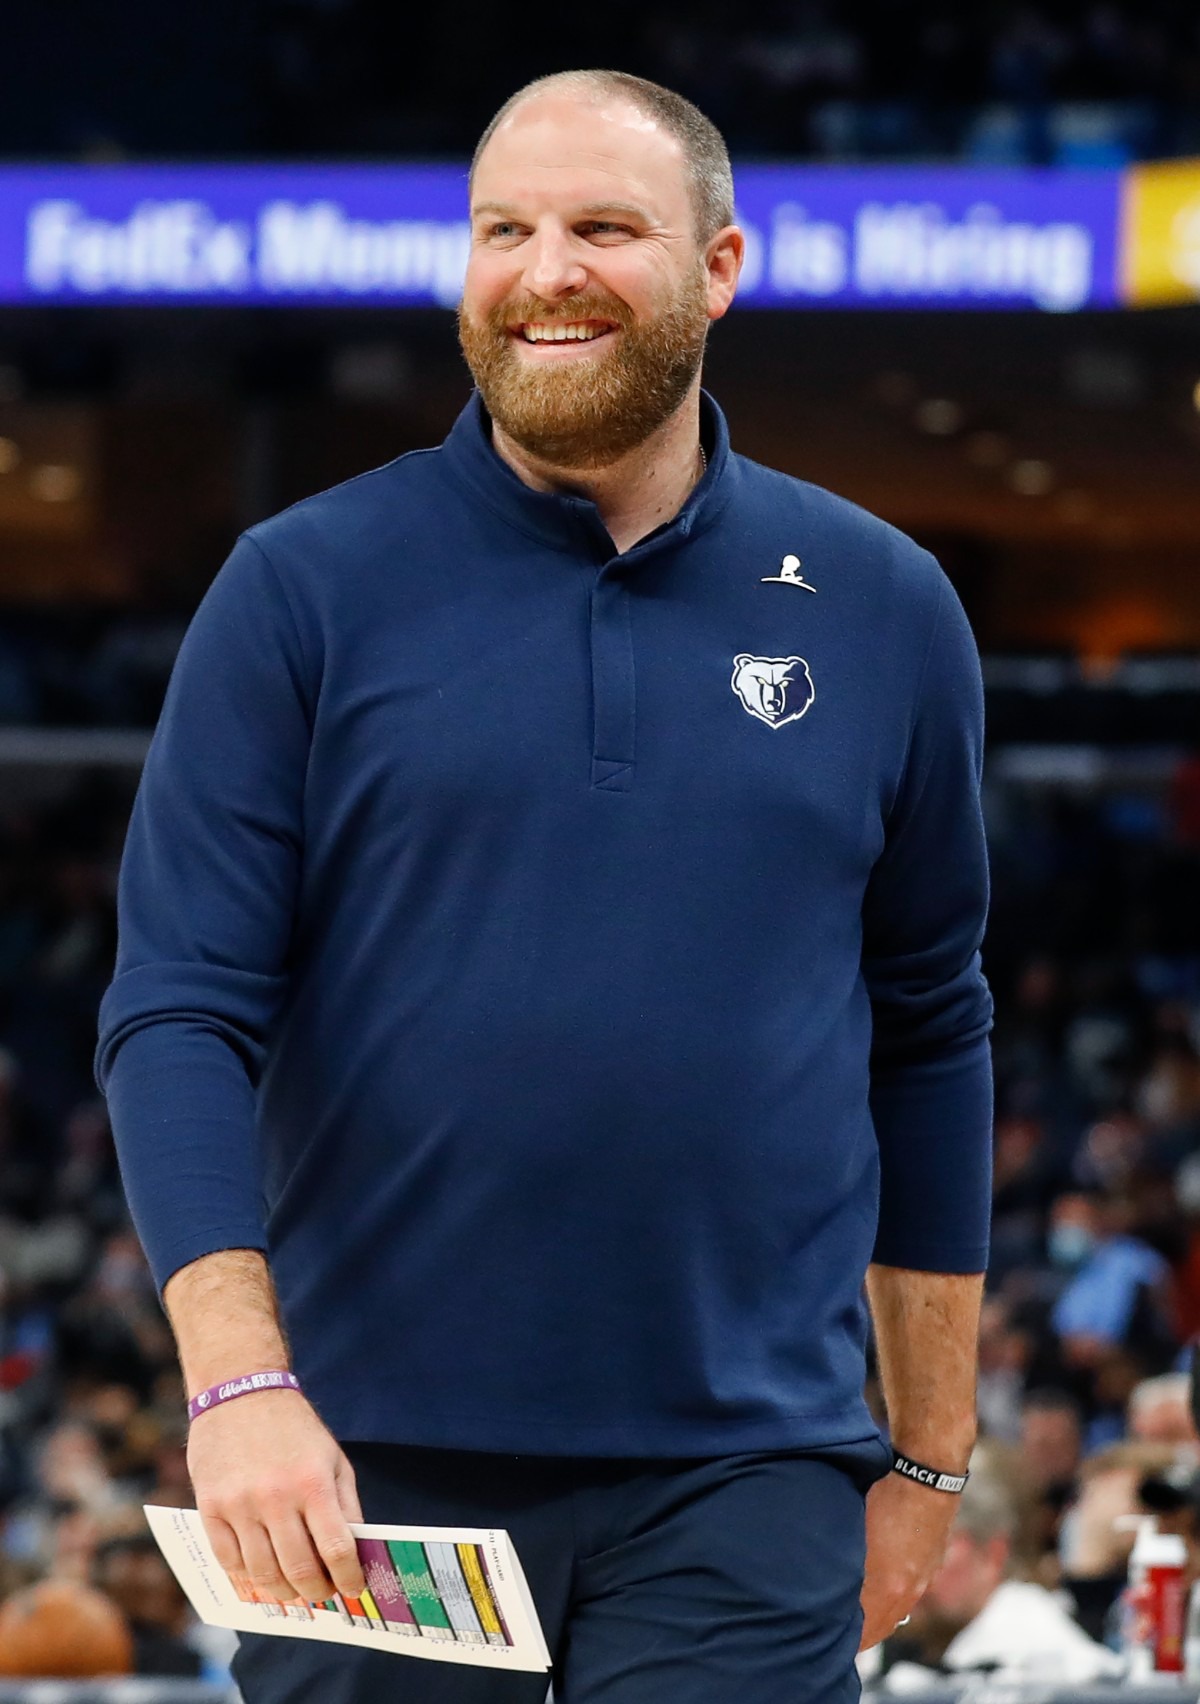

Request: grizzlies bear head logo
left=730, top=654, right=815, bottom=729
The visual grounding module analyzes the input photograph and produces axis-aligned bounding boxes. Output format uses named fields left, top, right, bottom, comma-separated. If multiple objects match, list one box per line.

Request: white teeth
left=522, top=323, right=606, bottom=343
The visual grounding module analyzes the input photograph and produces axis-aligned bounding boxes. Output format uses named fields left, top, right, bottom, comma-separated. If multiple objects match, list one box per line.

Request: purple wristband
left=187, top=1370, right=301, bottom=1422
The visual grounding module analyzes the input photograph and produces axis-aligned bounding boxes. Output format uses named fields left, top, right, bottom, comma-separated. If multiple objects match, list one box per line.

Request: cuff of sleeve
left=870, top=1240, right=989, bottom=1274
left=153, top=1227, right=271, bottom=1300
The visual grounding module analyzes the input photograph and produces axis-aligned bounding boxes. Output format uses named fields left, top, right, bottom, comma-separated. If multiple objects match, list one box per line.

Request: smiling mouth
left=512, top=320, right=619, bottom=346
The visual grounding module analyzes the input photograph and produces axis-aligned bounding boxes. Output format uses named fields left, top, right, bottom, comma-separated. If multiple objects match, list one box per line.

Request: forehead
left=1056, top=1195, right=1094, bottom=1222
left=472, top=92, right=691, bottom=224
left=1025, top=1406, right=1075, bottom=1434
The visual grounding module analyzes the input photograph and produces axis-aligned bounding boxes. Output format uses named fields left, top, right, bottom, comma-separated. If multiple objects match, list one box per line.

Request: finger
left=334, top=1453, right=363, bottom=1524
left=270, top=1508, right=340, bottom=1604
left=858, top=1614, right=887, bottom=1652
left=858, top=1589, right=908, bottom=1651
left=305, top=1484, right=366, bottom=1599
left=200, top=1511, right=246, bottom=1581
left=239, top=1518, right=294, bottom=1602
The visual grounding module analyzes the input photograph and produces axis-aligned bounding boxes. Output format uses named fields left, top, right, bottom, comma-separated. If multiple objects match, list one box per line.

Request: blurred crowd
left=5, top=0, right=1200, bottom=164
left=0, top=775, right=232, bottom=1679
left=864, top=762, right=1200, bottom=1680
left=249, top=0, right=1200, bottom=164
left=0, top=754, right=1198, bottom=1678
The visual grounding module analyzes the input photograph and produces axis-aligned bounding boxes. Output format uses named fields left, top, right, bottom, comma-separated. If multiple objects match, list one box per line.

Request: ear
left=705, top=225, right=745, bottom=322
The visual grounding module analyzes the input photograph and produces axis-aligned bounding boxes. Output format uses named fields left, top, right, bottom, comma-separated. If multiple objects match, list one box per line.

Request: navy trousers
left=232, top=1442, right=883, bottom=1704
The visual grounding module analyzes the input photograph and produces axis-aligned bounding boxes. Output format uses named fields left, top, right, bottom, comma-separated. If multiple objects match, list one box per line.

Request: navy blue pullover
left=96, top=393, right=992, bottom=1457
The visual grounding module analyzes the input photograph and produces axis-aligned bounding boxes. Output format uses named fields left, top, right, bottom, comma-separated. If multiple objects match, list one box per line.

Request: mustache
left=479, top=292, right=635, bottom=334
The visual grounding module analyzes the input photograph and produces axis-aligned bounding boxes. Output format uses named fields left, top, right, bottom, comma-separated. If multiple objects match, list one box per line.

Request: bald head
left=471, top=71, right=735, bottom=244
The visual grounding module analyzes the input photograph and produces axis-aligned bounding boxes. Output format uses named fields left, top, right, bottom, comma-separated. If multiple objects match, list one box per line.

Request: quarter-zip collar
left=441, top=388, right=736, bottom=564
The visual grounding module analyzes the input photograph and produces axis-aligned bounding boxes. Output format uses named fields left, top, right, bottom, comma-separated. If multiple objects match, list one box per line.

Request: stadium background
left=0, top=1, right=1198, bottom=1692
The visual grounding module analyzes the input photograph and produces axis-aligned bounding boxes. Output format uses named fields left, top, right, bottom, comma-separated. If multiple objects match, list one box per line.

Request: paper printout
left=144, top=1505, right=551, bottom=1672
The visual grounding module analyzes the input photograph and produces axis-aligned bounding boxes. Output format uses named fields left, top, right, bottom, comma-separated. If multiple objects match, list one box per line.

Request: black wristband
left=891, top=1450, right=969, bottom=1494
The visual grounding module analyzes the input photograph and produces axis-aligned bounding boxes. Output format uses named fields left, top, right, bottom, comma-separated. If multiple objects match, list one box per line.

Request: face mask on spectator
left=1049, top=1223, right=1096, bottom=1269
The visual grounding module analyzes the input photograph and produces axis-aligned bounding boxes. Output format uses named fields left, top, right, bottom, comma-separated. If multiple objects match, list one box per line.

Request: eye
left=582, top=221, right=633, bottom=238
left=481, top=221, right=524, bottom=243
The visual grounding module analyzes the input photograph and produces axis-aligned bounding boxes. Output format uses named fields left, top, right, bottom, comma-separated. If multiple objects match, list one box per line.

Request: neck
left=490, top=383, right=706, bottom=555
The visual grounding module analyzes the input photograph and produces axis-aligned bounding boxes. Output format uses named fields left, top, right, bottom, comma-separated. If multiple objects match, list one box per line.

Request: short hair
left=955, top=1461, right=1019, bottom=1546
left=94, top=1533, right=162, bottom=1569
left=1129, top=1372, right=1192, bottom=1421
left=470, top=70, right=735, bottom=243
left=1021, top=1386, right=1083, bottom=1424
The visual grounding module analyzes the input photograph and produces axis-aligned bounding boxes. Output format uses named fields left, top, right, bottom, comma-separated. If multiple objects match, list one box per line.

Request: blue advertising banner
left=0, top=161, right=1122, bottom=311
left=733, top=165, right=1119, bottom=311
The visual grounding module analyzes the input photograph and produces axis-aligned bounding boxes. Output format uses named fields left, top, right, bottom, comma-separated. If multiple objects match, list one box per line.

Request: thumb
left=334, top=1452, right=363, bottom=1524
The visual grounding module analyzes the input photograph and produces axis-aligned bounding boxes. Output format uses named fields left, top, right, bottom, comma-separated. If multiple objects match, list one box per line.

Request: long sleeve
left=95, top=533, right=315, bottom=1293
left=864, top=572, right=993, bottom=1273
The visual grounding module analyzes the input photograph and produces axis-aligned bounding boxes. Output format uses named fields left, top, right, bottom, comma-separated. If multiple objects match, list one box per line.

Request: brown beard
left=457, top=269, right=710, bottom=470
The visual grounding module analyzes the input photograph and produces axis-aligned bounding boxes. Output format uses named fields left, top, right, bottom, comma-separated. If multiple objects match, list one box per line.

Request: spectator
left=34, top=1421, right=117, bottom=1520
left=990, top=1113, right=1060, bottom=1286
left=1058, top=1439, right=1178, bottom=1640
left=46, top=1500, right=103, bottom=1583
left=1137, top=1458, right=1200, bottom=1585
left=1022, top=1387, right=1084, bottom=1490
left=1050, top=1189, right=1173, bottom=1362
left=143, top=1427, right=193, bottom=1510
left=93, top=1534, right=203, bottom=1677
left=976, top=1297, right=1032, bottom=1440
left=1128, top=1372, right=1198, bottom=1446
left=1019, top=1387, right=1083, bottom=1561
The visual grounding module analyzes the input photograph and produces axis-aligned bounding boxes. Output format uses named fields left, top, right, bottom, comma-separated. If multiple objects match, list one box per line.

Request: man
left=1018, top=1387, right=1082, bottom=1561
left=1020, top=1389, right=1083, bottom=1492
left=96, top=70, right=993, bottom=1704
left=1128, top=1372, right=1197, bottom=1446
left=93, top=1534, right=204, bottom=1677
left=859, top=1454, right=1121, bottom=1687
left=1057, top=1439, right=1178, bottom=1641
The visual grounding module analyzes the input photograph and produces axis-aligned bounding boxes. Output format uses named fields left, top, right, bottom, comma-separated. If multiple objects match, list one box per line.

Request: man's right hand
left=188, top=1387, right=367, bottom=1605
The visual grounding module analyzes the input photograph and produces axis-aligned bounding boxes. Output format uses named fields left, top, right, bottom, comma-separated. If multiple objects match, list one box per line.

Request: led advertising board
left=0, top=159, right=1194, bottom=311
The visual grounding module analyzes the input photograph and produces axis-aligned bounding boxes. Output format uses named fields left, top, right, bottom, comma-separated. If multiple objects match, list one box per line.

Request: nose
left=522, top=223, right=588, bottom=302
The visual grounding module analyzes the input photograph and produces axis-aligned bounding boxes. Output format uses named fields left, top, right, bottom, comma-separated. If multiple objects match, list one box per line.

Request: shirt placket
left=589, top=571, right=636, bottom=793
left=563, top=502, right=688, bottom=796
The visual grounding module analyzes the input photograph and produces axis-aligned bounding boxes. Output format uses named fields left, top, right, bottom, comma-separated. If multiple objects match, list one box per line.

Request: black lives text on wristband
left=891, top=1450, right=969, bottom=1495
